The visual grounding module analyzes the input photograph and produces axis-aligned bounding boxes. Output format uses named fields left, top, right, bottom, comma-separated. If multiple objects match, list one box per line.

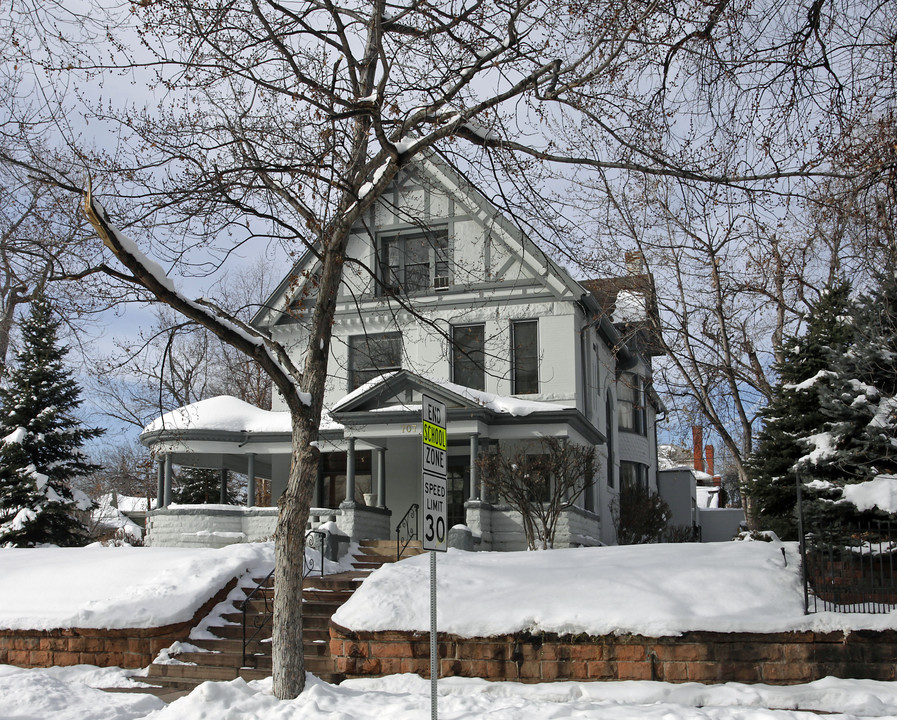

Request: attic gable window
left=348, top=332, right=402, bottom=391
left=379, top=228, right=449, bottom=294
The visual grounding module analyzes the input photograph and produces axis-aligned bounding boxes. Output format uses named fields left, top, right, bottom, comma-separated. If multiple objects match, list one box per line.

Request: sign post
left=421, top=394, right=447, bottom=720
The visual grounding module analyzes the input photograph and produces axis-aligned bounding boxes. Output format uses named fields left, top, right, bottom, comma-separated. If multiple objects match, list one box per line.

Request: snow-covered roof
left=90, top=503, right=144, bottom=542
left=332, top=371, right=570, bottom=417
left=657, top=444, right=693, bottom=471
left=97, top=493, right=151, bottom=513
left=141, top=375, right=583, bottom=446
left=696, top=485, right=721, bottom=509
left=142, top=395, right=343, bottom=435
left=613, top=289, right=646, bottom=323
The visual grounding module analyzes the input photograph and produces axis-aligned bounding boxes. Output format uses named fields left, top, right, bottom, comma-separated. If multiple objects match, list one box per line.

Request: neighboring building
left=140, top=154, right=664, bottom=549
left=657, top=431, right=746, bottom=542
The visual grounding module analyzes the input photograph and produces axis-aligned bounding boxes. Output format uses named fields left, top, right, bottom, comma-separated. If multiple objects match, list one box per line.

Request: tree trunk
left=272, top=416, right=318, bottom=698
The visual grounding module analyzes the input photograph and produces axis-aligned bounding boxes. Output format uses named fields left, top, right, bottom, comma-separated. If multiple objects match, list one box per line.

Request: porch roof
left=139, top=372, right=604, bottom=466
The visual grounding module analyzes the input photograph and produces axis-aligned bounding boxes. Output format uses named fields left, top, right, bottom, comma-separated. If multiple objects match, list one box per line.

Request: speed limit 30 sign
left=422, top=394, right=447, bottom=552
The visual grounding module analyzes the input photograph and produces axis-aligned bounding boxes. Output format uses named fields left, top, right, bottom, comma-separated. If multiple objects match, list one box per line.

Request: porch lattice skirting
left=329, top=624, right=897, bottom=684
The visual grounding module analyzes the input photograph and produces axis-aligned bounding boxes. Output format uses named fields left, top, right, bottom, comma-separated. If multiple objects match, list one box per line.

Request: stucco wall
left=145, top=506, right=354, bottom=547
left=465, top=504, right=600, bottom=551
left=698, top=508, right=746, bottom=542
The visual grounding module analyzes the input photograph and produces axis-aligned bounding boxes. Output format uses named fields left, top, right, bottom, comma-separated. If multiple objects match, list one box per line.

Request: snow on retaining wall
left=0, top=578, right=236, bottom=669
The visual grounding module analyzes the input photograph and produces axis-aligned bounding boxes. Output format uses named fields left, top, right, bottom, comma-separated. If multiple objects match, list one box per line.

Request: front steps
left=352, top=538, right=425, bottom=571
left=139, top=539, right=419, bottom=693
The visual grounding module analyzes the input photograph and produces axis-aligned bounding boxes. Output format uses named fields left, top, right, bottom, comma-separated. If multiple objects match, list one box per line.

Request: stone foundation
left=145, top=506, right=346, bottom=547
left=465, top=502, right=601, bottom=551
left=338, top=503, right=392, bottom=542
left=330, top=624, right=897, bottom=684
left=0, top=578, right=236, bottom=669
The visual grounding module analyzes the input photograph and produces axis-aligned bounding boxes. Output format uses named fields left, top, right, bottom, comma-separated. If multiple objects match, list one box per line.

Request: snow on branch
left=81, top=187, right=310, bottom=410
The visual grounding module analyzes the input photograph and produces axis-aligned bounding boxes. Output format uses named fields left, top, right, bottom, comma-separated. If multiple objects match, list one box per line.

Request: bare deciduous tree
left=477, top=437, right=595, bottom=550
left=93, top=262, right=275, bottom=432
left=7, top=0, right=894, bottom=699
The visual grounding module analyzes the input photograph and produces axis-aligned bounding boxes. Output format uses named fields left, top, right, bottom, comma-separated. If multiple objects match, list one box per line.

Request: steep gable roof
left=251, top=151, right=593, bottom=329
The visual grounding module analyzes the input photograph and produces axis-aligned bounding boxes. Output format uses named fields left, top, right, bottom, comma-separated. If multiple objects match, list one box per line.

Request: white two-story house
left=140, top=153, right=663, bottom=549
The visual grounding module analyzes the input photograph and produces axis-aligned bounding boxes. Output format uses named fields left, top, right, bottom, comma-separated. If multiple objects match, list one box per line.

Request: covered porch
left=139, top=372, right=604, bottom=550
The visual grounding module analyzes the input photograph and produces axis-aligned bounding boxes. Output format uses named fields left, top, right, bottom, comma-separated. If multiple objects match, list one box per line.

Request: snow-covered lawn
left=5, top=665, right=897, bottom=719
left=5, top=540, right=897, bottom=717
left=0, top=544, right=276, bottom=630
left=335, top=540, right=897, bottom=636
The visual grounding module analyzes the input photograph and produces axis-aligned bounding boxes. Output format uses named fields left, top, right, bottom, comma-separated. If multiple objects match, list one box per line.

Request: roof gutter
left=579, top=292, right=637, bottom=372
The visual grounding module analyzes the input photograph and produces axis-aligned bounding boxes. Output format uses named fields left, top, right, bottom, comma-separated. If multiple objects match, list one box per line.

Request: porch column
left=376, top=448, right=386, bottom=508
left=314, top=454, right=324, bottom=508
left=345, top=437, right=356, bottom=504
left=469, top=433, right=479, bottom=501
left=562, top=438, right=570, bottom=503
left=163, top=454, right=173, bottom=507
left=155, top=458, right=164, bottom=510
left=246, top=454, right=256, bottom=507
left=480, top=440, right=489, bottom=502
left=219, top=468, right=229, bottom=504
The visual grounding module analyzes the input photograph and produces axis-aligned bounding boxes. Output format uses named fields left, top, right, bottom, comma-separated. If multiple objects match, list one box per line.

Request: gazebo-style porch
left=139, top=371, right=604, bottom=550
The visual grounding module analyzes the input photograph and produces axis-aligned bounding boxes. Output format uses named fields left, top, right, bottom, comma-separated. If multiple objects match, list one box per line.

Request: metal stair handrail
left=239, top=528, right=326, bottom=667
left=395, top=503, right=419, bottom=561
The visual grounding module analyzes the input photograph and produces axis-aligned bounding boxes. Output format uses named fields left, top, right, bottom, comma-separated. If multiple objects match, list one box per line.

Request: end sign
left=422, top=394, right=447, bottom=552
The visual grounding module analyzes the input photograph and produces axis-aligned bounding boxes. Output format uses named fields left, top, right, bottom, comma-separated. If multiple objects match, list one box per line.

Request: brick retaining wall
left=330, top=623, right=897, bottom=684
left=0, top=578, right=237, bottom=669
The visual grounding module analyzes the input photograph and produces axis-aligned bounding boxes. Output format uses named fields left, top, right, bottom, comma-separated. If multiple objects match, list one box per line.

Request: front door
left=446, top=457, right=470, bottom=529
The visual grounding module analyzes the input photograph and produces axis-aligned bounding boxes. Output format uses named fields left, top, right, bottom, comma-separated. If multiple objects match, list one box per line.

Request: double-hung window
left=620, top=461, right=648, bottom=489
left=380, top=228, right=449, bottom=294
left=511, top=320, right=538, bottom=394
left=348, top=332, right=402, bottom=391
left=617, top=372, right=647, bottom=435
left=452, top=324, right=485, bottom=391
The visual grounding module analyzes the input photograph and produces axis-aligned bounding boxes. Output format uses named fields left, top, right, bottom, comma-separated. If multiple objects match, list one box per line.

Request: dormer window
left=379, top=228, right=449, bottom=294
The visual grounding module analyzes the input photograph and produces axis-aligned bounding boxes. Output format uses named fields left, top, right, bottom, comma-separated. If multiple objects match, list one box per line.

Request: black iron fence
left=801, top=518, right=897, bottom=614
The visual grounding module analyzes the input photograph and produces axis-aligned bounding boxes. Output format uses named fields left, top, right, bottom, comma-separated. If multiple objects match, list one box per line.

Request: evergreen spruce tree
left=0, top=298, right=103, bottom=546
left=797, top=271, right=897, bottom=526
left=748, top=280, right=855, bottom=539
left=172, top=467, right=240, bottom=505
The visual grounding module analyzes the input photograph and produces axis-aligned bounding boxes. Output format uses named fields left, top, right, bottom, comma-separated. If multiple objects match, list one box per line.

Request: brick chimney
left=625, top=250, right=645, bottom=275
left=706, top=444, right=722, bottom=486
left=692, top=426, right=704, bottom=473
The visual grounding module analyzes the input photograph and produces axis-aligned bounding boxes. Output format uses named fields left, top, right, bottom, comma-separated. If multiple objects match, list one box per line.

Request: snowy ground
left=4, top=540, right=897, bottom=717
left=5, top=666, right=897, bottom=719
left=334, top=540, right=897, bottom=636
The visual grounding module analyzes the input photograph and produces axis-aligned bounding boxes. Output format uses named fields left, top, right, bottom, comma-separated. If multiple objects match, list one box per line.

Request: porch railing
left=240, top=529, right=326, bottom=667
left=396, top=503, right=419, bottom=561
